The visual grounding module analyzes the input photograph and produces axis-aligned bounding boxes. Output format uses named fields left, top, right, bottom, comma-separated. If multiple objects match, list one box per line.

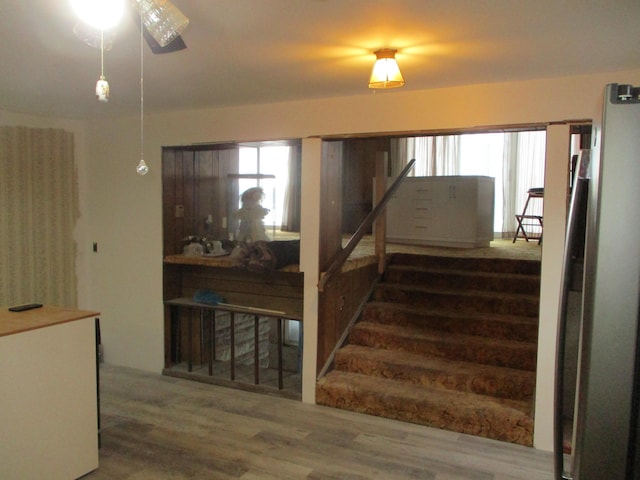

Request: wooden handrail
left=317, top=158, right=415, bottom=292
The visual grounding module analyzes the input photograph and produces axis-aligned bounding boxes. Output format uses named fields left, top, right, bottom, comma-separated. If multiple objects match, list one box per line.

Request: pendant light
left=95, top=29, right=109, bottom=102
left=70, top=0, right=123, bottom=101
left=136, top=14, right=149, bottom=176
left=368, top=49, right=405, bottom=89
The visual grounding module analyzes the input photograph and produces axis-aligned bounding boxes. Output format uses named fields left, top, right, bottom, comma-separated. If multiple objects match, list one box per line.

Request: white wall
left=4, top=69, right=640, bottom=452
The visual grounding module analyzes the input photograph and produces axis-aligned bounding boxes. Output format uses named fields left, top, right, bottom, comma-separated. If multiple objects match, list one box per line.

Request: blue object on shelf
left=193, top=289, right=225, bottom=305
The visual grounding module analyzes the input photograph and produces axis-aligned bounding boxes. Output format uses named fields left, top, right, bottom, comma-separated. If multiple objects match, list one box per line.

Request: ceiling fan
left=72, top=0, right=189, bottom=55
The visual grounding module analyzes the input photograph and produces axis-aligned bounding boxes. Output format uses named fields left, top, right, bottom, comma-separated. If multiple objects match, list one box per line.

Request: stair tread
left=335, top=344, right=535, bottom=399
left=352, top=321, right=537, bottom=348
left=338, top=344, right=535, bottom=379
left=319, top=369, right=532, bottom=413
left=350, top=321, right=537, bottom=371
left=316, top=370, right=533, bottom=446
left=378, top=282, right=540, bottom=301
left=387, top=264, right=541, bottom=281
left=389, top=253, right=541, bottom=274
left=365, top=300, right=539, bottom=323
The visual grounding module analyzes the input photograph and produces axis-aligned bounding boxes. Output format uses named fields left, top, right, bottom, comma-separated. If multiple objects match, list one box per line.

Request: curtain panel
left=0, top=126, right=78, bottom=307
left=281, top=144, right=302, bottom=232
left=502, top=131, right=546, bottom=235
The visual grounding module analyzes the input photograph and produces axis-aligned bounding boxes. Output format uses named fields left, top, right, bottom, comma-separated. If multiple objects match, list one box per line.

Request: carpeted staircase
left=316, top=252, right=541, bottom=446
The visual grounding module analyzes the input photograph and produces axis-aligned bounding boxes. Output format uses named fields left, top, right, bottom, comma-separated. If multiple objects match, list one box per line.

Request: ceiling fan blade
left=128, top=3, right=188, bottom=54
left=129, top=0, right=189, bottom=54
left=142, top=25, right=187, bottom=54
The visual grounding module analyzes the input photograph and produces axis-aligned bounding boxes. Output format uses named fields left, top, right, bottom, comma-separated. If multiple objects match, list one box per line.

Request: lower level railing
left=164, top=297, right=301, bottom=391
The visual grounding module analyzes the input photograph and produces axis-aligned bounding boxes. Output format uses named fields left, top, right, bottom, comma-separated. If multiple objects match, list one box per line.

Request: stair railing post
left=374, top=151, right=388, bottom=276
left=318, top=158, right=415, bottom=293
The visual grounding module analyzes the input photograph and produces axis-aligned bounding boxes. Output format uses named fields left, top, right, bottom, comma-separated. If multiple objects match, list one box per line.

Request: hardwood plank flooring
left=85, top=364, right=553, bottom=479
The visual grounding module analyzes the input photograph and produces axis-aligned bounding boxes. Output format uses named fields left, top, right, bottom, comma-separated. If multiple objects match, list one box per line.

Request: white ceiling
left=1, top=0, right=639, bottom=119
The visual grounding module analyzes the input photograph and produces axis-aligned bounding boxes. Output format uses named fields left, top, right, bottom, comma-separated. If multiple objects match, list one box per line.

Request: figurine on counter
left=235, top=187, right=270, bottom=243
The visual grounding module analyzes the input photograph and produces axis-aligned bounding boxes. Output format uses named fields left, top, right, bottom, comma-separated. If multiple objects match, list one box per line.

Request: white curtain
left=0, top=127, right=78, bottom=307
left=391, top=136, right=459, bottom=177
left=390, top=137, right=410, bottom=176
left=429, top=136, right=460, bottom=176
left=502, top=131, right=546, bottom=235
left=281, top=144, right=301, bottom=232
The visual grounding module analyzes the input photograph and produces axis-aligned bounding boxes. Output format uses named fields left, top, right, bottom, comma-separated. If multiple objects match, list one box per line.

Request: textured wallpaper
left=0, top=126, right=78, bottom=307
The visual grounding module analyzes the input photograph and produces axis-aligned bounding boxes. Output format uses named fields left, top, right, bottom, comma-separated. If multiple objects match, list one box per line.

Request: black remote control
left=8, top=303, right=43, bottom=312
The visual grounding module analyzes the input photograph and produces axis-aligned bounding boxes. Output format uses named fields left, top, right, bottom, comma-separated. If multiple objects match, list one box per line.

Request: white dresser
left=384, top=176, right=495, bottom=248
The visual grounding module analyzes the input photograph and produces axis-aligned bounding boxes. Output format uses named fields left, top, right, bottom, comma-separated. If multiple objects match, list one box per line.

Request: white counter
left=0, top=306, right=100, bottom=480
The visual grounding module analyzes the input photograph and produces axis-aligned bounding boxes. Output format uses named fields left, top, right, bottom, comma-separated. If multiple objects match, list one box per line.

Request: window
left=238, top=145, right=291, bottom=229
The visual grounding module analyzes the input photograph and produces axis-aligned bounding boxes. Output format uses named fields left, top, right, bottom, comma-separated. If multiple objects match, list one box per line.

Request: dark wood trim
left=310, top=120, right=593, bottom=141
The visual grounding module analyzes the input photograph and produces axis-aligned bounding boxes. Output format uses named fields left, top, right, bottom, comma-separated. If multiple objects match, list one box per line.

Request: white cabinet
left=384, top=176, right=495, bottom=248
left=0, top=307, right=99, bottom=480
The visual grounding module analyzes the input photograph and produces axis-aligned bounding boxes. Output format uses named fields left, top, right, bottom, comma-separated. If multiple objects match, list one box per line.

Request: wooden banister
left=317, top=158, right=415, bottom=292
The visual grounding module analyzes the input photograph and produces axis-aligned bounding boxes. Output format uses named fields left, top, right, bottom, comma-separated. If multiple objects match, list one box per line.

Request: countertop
left=163, top=252, right=379, bottom=274
left=0, top=305, right=100, bottom=337
left=164, top=253, right=242, bottom=268
left=163, top=253, right=302, bottom=272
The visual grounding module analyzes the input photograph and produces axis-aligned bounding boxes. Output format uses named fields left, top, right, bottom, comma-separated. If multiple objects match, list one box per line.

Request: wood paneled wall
left=317, top=262, right=379, bottom=375
left=342, top=137, right=391, bottom=233
left=319, top=141, right=344, bottom=271
left=162, top=145, right=240, bottom=256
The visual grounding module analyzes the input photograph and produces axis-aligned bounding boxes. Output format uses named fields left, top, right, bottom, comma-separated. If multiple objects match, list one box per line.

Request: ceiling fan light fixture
left=369, top=49, right=405, bottom=89
left=70, top=0, right=125, bottom=30
left=132, top=0, right=189, bottom=47
left=73, top=22, right=116, bottom=50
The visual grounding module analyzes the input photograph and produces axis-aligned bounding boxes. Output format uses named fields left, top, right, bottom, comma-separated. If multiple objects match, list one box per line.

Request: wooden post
left=374, top=152, right=388, bottom=275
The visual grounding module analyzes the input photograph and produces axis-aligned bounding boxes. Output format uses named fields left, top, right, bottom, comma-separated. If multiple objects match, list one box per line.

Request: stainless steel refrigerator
left=555, top=83, right=640, bottom=479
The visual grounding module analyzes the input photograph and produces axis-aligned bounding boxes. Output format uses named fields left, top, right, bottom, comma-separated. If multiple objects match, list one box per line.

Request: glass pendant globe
left=136, top=159, right=149, bottom=176
left=70, top=0, right=125, bottom=30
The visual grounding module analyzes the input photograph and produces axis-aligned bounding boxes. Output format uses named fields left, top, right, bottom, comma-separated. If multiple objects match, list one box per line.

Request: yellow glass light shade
left=368, top=49, right=405, bottom=89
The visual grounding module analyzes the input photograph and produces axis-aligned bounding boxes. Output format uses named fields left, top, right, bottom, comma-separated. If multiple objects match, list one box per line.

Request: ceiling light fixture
left=136, top=14, right=149, bottom=176
left=95, top=29, right=109, bottom=102
left=70, top=0, right=125, bottom=30
left=368, top=49, right=405, bottom=89
left=131, top=0, right=190, bottom=48
left=73, top=22, right=116, bottom=51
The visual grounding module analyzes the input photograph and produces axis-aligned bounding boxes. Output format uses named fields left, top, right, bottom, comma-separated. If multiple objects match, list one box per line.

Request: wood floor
left=85, top=364, right=553, bottom=479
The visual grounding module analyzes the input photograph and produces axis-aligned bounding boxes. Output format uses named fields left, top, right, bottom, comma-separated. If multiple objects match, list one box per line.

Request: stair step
left=362, top=301, right=538, bottom=342
left=316, top=370, right=533, bottom=446
left=334, top=344, right=535, bottom=400
left=349, top=321, right=537, bottom=371
left=389, top=253, right=541, bottom=275
left=384, top=265, right=540, bottom=295
left=373, top=283, right=540, bottom=317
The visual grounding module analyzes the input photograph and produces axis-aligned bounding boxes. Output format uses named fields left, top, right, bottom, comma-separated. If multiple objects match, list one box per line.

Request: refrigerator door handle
left=554, top=152, right=590, bottom=480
